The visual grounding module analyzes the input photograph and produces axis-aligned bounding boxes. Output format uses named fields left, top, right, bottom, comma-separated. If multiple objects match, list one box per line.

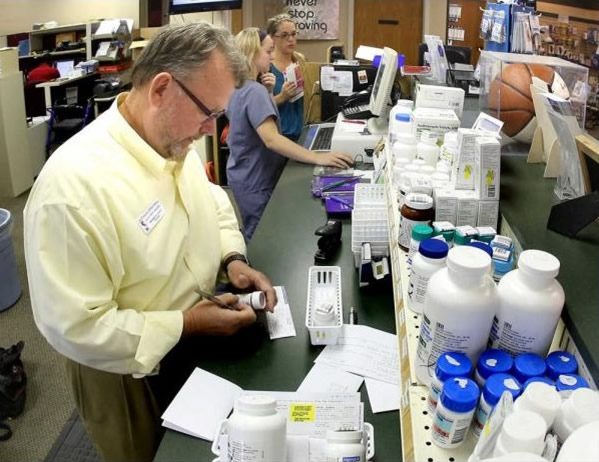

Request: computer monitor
left=55, top=60, right=75, bottom=77
left=367, top=47, right=398, bottom=135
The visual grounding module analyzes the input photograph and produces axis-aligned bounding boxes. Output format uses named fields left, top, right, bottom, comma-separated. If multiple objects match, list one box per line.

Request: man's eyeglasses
left=171, top=76, right=225, bottom=122
left=274, top=31, right=298, bottom=40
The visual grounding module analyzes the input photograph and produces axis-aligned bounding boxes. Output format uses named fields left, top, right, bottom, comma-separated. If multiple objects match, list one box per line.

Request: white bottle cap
left=447, top=246, right=491, bottom=277
left=568, top=388, right=599, bottom=426
left=555, top=421, right=599, bottom=462
left=326, top=429, right=363, bottom=444
left=443, top=130, right=458, bottom=147
left=235, top=395, right=277, bottom=415
left=497, top=410, right=546, bottom=455
left=396, top=99, right=414, bottom=109
left=238, top=291, right=266, bottom=310
left=514, top=382, right=561, bottom=429
left=420, top=130, right=438, bottom=144
left=518, top=249, right=560, bottom=279
left=405, top=193, right=433, bottom=210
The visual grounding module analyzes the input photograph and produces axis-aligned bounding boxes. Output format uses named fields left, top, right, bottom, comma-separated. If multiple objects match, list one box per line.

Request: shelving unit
left=382, top=146, right=597, bottom=461
left=27, top=23, right=91, bottom=60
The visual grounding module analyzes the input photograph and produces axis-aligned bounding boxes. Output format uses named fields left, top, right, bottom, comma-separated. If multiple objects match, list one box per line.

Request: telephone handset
left=342, top=86, right=373, bottom=120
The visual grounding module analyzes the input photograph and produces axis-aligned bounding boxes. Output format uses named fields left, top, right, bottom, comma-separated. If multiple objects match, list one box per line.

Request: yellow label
left=289, top=403, right=316, bottom=422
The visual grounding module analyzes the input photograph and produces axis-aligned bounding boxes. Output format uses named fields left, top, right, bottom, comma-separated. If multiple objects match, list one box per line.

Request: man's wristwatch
left=222, top=253, right=249, bottom=273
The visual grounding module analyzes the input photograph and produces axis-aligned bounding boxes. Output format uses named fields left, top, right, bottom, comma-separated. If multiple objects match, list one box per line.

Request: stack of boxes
left=434, top=128, right=501, bottom=229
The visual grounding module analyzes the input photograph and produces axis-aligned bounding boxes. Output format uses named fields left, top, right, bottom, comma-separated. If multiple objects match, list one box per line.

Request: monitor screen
left=368, top=47, right=398, bottom=134
left=55, top=60, right=75, bottom=77
left=169, top=0, right=242, bottom=14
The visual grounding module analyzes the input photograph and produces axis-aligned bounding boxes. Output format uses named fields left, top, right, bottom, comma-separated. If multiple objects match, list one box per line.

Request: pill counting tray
left=305, top=266, right=343, bottom=345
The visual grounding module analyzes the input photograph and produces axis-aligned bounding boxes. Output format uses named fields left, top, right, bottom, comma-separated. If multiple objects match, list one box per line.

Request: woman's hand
left=260, top=72, right=276, bottom=93
left=316, top=151, right=354, bottom=169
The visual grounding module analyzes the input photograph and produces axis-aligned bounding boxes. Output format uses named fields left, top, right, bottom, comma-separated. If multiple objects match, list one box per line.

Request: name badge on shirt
left=138, top=200, right=165, bottom=234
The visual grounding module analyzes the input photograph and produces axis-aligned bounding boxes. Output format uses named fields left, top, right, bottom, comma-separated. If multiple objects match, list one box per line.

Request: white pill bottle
left=415, top=246, right=498, bottom=386
left=490, top=249, right=565, bottom=357
left=217, top=395, right=287, bottom=462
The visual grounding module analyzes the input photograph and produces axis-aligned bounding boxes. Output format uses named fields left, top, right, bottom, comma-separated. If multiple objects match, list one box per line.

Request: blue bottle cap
left=439, top=377, right=480, bottom=413
left=513, top=353, right=547, bottom=383
left=435, top=352, right=473, bottom=382
left=395, top=113, right=411, bottom=123
left=476, top=349, right=513, bottom=381
left=546, top=351, right=578, bottom=380
left=524, top=376, right=555, bottom=389
left=482, top=373, right=522, bottom=406
left=418, top=238, right=449, bottom=259
left=555, top=374, right=589, bottom=392
left=468, top=241, right=493, bottom=257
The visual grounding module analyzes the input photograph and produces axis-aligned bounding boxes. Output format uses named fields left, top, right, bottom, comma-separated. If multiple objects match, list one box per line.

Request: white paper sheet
left=266, top=286, right=296, bottom=339
left=320, top=65, right=335, bottom=92
left=297, top=362, right=364, bottom=393
left=315, top=325, right=399, bottom=385
left=365, top=377, right=400, bottom=413
left=333, top=70, right=354, bottom=96
left=161, top=368, right=241, bottom=440
left=355, top=45, right=384, bottom=62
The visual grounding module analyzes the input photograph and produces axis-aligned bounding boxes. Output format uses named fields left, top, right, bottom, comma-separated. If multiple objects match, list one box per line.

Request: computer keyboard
left=312, top=126, right=334, bottom=151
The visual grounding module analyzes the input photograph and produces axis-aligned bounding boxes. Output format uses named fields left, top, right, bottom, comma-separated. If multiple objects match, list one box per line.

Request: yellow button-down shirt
left=24, top=94, right=246, bottom=375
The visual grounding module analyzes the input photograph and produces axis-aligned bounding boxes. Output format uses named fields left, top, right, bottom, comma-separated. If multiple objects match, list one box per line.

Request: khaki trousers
left=65, top=358, right=163, bottom=462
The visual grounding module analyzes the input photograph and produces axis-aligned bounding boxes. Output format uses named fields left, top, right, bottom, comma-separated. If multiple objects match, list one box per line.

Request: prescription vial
left=417, top=131, right=440, bottom=167
left=512, top=353, right=547, bottom=384
left=473, top=373, right=522, bottom=438
left=545, top=350, right=578, bottom=380
left=490, top=250, right=565, bottom=357
left=227, top=395, right=286, bottom=462
left=415, top=246, right=498, bottom=386
left=431, top=377, right=479, bottom=448
left=552, top=388, right=599, bottom=443
left=428, top=351, right=473, bottom=413
left=492, top=410, right=546, bottom=458
left=392, top=133, right=417, bottom=161
left=398, top=193, right=433, bottom=250
left=407, top=224, right=434, bottom=266
left=555, top=421, right=599, bottom=462
left=513, top=381, right=561, bottom=430
left=407, top=239, right=449, bottom=314
left=326, top=429, right=366, bottom=462
left=474, top=348, right=513, bottom=387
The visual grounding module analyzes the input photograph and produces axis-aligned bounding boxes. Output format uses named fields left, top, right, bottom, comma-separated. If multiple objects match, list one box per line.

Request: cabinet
left=28, top=23, right=91, bottom=61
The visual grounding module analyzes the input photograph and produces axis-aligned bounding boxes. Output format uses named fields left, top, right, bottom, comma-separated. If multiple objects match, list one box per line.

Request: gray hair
left=131, top=22, right=246, bottom=88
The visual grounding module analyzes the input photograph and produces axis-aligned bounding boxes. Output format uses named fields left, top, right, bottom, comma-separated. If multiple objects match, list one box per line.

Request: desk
left=36, top=72, right=98, bottom=108
left=154, top=161, right=401, bottom=461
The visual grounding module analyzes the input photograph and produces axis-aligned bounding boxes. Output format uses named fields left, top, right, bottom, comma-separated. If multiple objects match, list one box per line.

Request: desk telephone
left=342, top=87, right=373, bottom=120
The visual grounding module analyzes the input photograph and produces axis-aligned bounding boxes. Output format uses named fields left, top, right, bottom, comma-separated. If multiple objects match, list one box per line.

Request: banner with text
left=267, top=0, right=339, bottom=40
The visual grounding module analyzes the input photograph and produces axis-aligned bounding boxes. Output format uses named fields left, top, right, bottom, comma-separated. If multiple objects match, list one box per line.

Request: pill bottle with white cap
left=551, top=388, right=599, bottom=443
left=513, top=381, right=561, bottom=430
left=490, top=249, right=565, bottom=357
left=492, top=410, right=547, bottom=457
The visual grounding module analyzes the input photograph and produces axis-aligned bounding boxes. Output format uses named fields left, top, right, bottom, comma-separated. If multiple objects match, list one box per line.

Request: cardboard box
left=433, top=188, right=458, bottom=224
left=475, top=136, right=501, bottom=201
left=454, top=128, right=481, bottom=190
left=455, top=189, right=479, bottom=227
left=415, top=83, right=465, bottom=118
left=130, top=27, right=165, bottom=60
left=413, top=107, right=460, bottom=142
left=0, top=48, right=18, bottom=77
left=478, top=200, right=499, bottom=228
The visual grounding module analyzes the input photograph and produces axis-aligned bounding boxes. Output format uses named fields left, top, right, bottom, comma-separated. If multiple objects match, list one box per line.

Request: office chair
left=45, top=98, right=94, bottom=157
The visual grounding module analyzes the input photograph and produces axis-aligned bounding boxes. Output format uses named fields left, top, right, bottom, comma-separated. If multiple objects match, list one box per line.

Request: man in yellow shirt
left=24, top=23, right=276, bottom=462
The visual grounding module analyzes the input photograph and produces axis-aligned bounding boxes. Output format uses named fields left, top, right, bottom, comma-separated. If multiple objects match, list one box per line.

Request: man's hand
left=182, top=293, right=256, bottom=337
left=226, top=260, right=277, bottom=311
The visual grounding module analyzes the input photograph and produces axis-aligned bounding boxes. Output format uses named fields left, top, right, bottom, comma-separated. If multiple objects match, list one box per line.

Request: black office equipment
left=314, top=219, right=342, bottom=263
left=341, top=88, right=373, bottom=120
left=418, top=43, right=472, bottom=66
left=320, top=64, right=377, bottom=122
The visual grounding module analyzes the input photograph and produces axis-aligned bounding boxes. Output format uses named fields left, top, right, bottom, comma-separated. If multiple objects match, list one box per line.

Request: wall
left=423, top=0, right=447, bottom=40
left=0, top=0, right=140, bottom=36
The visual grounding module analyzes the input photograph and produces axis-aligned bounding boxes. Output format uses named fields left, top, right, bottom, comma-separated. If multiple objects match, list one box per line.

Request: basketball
left=488, top=63, right=569, bottom=143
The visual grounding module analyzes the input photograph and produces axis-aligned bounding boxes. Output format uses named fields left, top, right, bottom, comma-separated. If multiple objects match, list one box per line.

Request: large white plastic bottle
left=416, top=131, right=440, bottom=167
left=415, top=246, right=498, bottom=386
left=489, top=249, right=565, bottom=357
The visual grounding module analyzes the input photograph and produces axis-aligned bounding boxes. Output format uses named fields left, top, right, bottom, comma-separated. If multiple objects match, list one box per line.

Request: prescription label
left=289, top=403, right=316, bottom=422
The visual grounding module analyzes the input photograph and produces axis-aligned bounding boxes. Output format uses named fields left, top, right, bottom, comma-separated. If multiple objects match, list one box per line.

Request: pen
left=321, top=176, right=362, bottom=193
left=329, top=195, right=354, bottom=209
left=349, top=307, right=358, bottom=325
left=194, top=288, right=238, bottom=311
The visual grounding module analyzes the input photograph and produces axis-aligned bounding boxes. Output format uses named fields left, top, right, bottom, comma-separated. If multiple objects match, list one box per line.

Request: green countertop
left=500, top=156, right=599, bottom=383
left=154, top=161, right=400, bottom=461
